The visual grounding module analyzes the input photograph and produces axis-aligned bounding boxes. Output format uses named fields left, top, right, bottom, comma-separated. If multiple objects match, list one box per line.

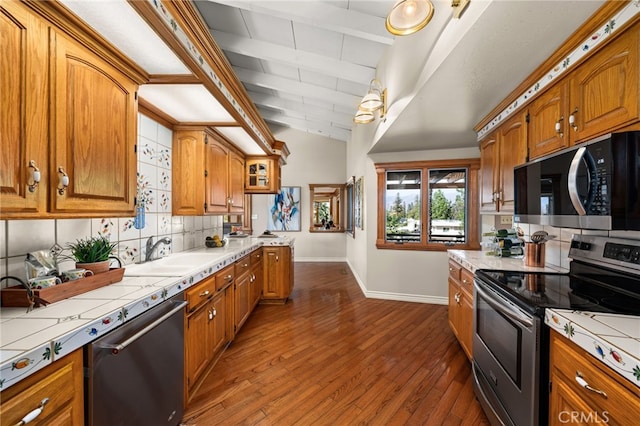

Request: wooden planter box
left=1, top=268, right=125, bottom=308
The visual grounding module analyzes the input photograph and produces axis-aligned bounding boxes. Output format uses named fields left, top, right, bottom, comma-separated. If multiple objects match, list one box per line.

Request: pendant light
left=386, top=0, right=434, bottom=36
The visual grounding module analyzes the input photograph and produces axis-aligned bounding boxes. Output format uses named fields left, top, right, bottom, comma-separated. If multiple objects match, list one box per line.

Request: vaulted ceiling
left=193, top=0, right=395, bottom=143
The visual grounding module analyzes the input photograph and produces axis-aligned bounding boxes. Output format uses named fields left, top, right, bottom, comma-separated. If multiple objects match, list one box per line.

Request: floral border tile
left=0, top=344, right=51, bottom=391
left=546, top=309, right=640, bottom=388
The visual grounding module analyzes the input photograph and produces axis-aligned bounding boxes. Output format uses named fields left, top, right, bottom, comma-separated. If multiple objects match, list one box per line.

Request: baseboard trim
left=344, top=259, right=447, bottom=305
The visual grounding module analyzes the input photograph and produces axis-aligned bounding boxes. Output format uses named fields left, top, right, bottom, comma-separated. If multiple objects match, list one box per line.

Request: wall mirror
left=309, top=184, right=344, bottom=232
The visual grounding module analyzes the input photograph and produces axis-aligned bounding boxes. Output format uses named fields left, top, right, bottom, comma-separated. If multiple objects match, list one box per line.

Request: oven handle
left=475, top=281, right=534, bottom=329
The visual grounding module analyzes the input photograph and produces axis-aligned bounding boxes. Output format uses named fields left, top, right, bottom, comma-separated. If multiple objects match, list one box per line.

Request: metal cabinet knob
left=57, top=166, right=69, bottom=195
left=28, top=160, right=41, bottom=193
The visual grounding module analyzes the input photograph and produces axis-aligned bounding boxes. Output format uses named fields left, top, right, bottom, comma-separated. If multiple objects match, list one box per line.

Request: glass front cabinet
left=245, top=156, right=281, bottom=193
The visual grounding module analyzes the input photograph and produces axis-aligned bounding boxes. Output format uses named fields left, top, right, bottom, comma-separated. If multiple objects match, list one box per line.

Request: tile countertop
left=447, top=250, right=640, bottom=389
left=0, top=236, right=294, bottom=391
left=545, top=309, right=640, bottom=389
left=447, top=249, right=568, bottom=274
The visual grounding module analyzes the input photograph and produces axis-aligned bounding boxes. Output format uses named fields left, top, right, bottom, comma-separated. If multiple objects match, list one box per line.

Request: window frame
left=375, top=159, right=481, bottom=251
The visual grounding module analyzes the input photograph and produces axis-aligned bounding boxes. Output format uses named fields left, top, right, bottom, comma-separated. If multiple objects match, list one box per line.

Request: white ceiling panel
left=292, top=21, right=344, bottom=59
left=60, top=0, right=190, bottom=75
left=242, top=11, right=295, bottom=47
left=138, top=85, right=235, bottom=123
left=214, top=127, right=266, bottom=155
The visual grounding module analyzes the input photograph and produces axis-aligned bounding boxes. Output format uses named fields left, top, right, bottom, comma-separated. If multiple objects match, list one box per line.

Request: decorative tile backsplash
left=0, top=114, right=223, bottom=288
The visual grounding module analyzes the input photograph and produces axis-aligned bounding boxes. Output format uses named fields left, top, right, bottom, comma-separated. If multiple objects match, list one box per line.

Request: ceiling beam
left=259, top=109, right=352, bottom=142
left=211, top=30, right=375, bottom=84
left=234, top=67, right=362, bottom=108
left=248, top=92, right=355, bottom=127
left=206, top=0, right=394, bottom=45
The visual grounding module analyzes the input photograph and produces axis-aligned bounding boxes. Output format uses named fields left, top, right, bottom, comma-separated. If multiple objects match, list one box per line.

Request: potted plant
left=62, top=236, right=118, bottom=275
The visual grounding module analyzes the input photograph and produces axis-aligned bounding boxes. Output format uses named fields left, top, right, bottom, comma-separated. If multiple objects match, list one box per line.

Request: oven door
left=472, top=278, right=542, bottom=426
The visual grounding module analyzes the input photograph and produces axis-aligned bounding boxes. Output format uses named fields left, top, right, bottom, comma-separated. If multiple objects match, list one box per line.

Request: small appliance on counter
left=484, top=228, right=524, bottom=257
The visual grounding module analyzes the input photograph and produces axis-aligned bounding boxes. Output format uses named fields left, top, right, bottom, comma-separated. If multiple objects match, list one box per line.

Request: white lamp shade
left=353, top=109, right=375, bottom=124
left=386, top=0, right=434, bottom=36
left=359, top=92, right=384, bottom=112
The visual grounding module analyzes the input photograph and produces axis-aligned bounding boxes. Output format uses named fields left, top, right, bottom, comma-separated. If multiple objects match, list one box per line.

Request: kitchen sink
left=124, top=253, right=216, bottom=277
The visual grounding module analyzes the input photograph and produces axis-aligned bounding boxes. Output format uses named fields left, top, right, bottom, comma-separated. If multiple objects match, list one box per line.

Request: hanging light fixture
left=386, top=0, right=434, bottom=36
left=353, top=79, right=387, bottom=124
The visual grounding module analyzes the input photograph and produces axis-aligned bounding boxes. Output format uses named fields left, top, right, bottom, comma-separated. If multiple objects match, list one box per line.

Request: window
left=375, top=159, right=480, bottom=251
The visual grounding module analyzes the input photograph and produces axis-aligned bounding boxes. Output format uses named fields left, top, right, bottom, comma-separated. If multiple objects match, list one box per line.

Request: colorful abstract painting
left=267, top=187, right=301, bottom=231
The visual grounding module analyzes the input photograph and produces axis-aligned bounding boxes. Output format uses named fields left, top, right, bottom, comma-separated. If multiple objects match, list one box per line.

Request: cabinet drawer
left=250, top=249, right=263, bottom=265
left=185, top=275, right=216, bottom=312
left=215, top=264, right=234, bottom=291
left=448, top=260, right=461, bottom=282
left=550, top=331, right=640, bottom=424
left=235, top=255, right=251, bottom=277
left=460, top=268, right=474, bottom=292
left=1, top=349, right=83, bottom=426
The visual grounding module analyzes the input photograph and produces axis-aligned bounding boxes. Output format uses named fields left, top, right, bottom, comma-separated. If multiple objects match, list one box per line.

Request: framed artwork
left=355, top=177, right=363, bottom=230
left=267, top=186, right=301, bottom=231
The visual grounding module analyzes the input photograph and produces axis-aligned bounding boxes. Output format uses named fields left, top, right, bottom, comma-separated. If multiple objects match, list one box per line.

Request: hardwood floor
left=182, top=262, right=489, bottom=425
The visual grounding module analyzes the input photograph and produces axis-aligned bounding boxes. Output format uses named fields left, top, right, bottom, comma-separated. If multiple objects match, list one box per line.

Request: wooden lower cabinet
left=0, top=348, right=84, bottom=425
left=184, top=273, right=232, bottom=403
left=250, top=249, right=263, bottom=309
left=262, top=246, right=294, bottom=304
left=549, top=330, right=640, bottom=425
left=447, top=259, right=473, bottom=360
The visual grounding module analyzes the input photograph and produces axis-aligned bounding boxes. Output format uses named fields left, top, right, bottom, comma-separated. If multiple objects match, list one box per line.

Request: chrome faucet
left=145, top=237, right=171, bottom=262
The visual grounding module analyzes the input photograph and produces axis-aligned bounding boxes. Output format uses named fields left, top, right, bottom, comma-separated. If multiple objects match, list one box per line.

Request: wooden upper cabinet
left=228, top=151, right=245, bottom=213
left=528, top=81, right=570, bottom=159
left=1, top=1, right=138, bottom=219
left=245, top=156, right=281, bottom=193
left=569, top=26, right=639, bottom=144
left=479, top=111, right=528, bottom=213
left=173, top=127, right=245, bottom=215
left=479, top=133, right=498, bottom=213
left=172, top=130, right=205, bottom=215
left=528, top=22, right=639, bottom=159
left=498, top=112, right=528, bottom=212
left=205, top=139, right=229, bottom=214
left=0, top=2, right=49, bottom=217
left=204, top=137, right=245, bottom=214
left=50, top=31, right=137, bottom=216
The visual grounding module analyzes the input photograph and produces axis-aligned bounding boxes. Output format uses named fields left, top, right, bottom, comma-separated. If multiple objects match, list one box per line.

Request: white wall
left=253, top=126, right=347, bottom=261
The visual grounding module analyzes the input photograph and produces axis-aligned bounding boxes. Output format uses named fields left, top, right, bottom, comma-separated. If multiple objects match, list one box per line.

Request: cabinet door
left=172, top=130, right=205, bottom=215
left=228, top=151, right=245, bottom=213
left=498, top=112, right=528, bottom=213
left=569, top=28, right=639, bottom=144
left=459, top=288, right=473, bottom=360
left=50, top=32, right=137, bottom=215
left=479, top=134, right=498, bottom=213
left=0, top=2, right=49, bottom=217
left=185, top=304, right=211, bottom=392
left=245, top=159, right=270, bottom=190
left=262, top=247, right=284, bottom=299
left=211, top=291, right=227, bottom=356
left=528, top=82, right=569, bottom=159
left=205, top=140, right=229, bottom=214
left=250, top=261, right=262, bottom=308
left=234, top=272, right=251, bottom=333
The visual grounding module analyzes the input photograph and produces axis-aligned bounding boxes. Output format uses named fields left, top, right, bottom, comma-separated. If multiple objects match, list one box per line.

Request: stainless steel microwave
left=514, top=132, right=640, bottom=230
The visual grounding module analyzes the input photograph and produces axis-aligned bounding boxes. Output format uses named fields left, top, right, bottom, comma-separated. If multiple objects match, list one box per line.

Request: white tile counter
left=0, top=236, right=293, bottom=391
left=546, top=309, right=640, bottom=389
left=447, top=249, right=568, bottom=274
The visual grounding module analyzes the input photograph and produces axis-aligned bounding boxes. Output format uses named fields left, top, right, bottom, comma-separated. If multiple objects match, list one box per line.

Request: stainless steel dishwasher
left=86, top=293, right=187, bottom=426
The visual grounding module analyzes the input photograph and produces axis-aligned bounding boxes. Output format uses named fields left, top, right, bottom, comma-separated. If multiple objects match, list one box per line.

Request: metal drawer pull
left=15, top=398, right=49, bottom=425
left=575, top=372, right=607, bottom=398
left=225, top=274, right=233, bottom=281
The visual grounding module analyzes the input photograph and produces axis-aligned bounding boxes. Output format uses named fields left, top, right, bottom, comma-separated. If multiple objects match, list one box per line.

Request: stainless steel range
left=472, top=235, right=640, bottom=426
